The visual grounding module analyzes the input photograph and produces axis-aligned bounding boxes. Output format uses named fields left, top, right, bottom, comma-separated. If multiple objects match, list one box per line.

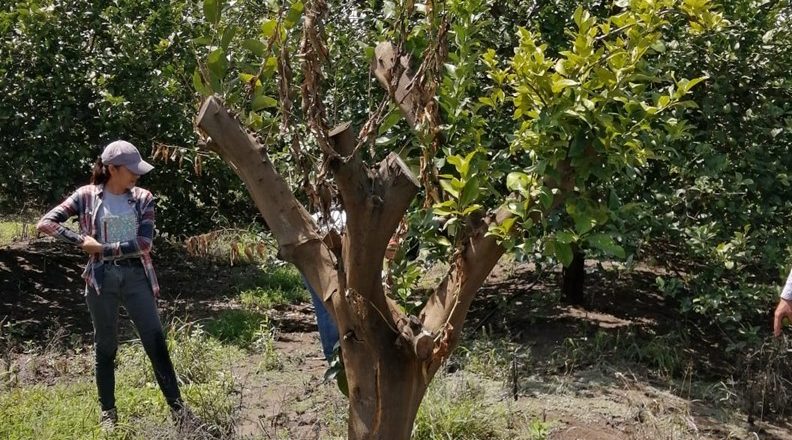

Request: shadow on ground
left=0, top=239, right=314, bottom=348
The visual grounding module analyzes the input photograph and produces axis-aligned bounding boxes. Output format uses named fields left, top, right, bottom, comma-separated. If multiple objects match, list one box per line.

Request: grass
left=203, top=310, right=282, bottom=370
left=413, top=373, right=509, bottom=439
left=455, top=335, right=524, bottom=382
left=0, top=220, right=35, bottom=245
left=413, top=370, right=552, bottom=440
left=235, top=265, right=308, bottom=309
left=206, top=310, right=273, bottom=348
left=0, top=319, right=242, bottom=440
left=551, top=328, right=690, bottom=378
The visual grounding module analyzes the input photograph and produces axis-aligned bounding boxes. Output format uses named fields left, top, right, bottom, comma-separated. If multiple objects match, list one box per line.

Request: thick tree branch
left=197, top=97, right=316, bottom=254
left=328, top=122, right=421, bottom=355
left=420, top=209, right=509, bottom=362
left=373, top=42, right=421, bottom=128
left=196, top=97, right=340, bottom=313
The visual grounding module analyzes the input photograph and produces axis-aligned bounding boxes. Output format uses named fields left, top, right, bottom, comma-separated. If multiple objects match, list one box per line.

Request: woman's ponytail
left=90, top=156, right=109, bottom=185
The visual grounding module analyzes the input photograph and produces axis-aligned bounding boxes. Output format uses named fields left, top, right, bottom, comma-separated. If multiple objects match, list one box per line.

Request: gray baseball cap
left=101, top=140, right=154, bottom=175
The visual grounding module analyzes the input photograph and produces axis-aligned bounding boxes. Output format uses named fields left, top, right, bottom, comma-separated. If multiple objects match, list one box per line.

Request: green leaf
left=650, top=40, right=666, bottom=53
left=439, top=179, right=460, bottom=199
left=555, top=241, right=574, bottom=266
left=261, top=19, right=277, bottom=38
left=500, top=217, right=516, bottom=234
left=242, top=39, right=267, bottom=57
left=573, top=6, right=584, bottom=29
left=207, top=48, right=228, bottom=80
left=587, top=233, right=625, bottom=258
left=551, top=78, right=579, bottom=94
left=251, top=95, right=278, bottom=110
left=573, top=212, right=596, bottom=235
left=375, top=135, right=397, bottom=146
left=538, top=188, right=554, bottom=210
left=677, top=75, right=709, bottom=96
left=284, top=0, right=304, bottom=28
left=203, top=0, right=221, bottom=25
left=445, top=151, right=476, bottom=177
left=432, top=200, right=457, bottom=216
left=478, top=96, right=495, bottom=108
left=682, top=75, right=708, bottom=93
left=193, top=68, right=212, bottom=96
left=506, top=171, right=531, bottom=194
left=459, top=176, right=480, bottom=207
left=377, top=109, right=401, bottom=135
left=555, top=230, right=577, bottom=244
left=220, top=25, right=237, bottom=50
left=192, top=36, right=213, bottom=46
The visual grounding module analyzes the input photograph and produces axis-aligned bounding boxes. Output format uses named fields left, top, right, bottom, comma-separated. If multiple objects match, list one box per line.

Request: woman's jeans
left=86, top=263, right=181, bottom=411
left=302, top=275, right=339, bottom=362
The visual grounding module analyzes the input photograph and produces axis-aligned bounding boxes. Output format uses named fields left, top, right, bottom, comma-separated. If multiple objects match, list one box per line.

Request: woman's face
left=107, top=164, right=140, bottom=190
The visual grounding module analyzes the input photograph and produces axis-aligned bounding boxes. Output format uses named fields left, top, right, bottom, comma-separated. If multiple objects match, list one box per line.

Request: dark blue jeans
left=302, top=275, right=339, bottom=362
left=85, top=263, right=181, bottom=411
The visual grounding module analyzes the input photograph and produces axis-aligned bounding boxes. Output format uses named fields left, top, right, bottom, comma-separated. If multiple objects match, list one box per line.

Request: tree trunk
left=561, top=248, right=585, bottom=305
left=344, top=327, right=428, bottom=438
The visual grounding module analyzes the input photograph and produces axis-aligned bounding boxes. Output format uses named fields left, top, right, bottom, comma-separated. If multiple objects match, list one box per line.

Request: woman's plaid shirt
left=36, top=184, right=160, bottom=296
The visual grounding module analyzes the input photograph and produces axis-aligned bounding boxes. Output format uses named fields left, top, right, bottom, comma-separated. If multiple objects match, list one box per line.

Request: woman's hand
left=80, top=236, right=104, bottom=254
left=773, top=298, right=792, bottom=336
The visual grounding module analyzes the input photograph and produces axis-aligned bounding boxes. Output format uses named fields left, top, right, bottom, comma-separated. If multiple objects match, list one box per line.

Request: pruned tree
left=191, top=0, right=724, bottom=437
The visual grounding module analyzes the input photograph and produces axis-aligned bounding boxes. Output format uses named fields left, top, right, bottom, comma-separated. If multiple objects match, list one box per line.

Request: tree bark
left=562, top=248, right=586, bottom=305
left=327, top=122, right=431, bottom=438
left=372, top=42, right=421, bottom=129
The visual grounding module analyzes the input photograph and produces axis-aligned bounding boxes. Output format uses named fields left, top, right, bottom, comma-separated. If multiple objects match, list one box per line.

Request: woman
left=36, top=140, right=192, bottom=429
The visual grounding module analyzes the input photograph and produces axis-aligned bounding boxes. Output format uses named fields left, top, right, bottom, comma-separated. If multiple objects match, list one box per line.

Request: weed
left=737, top=337, right=792, bottom=422
left=455, top=334, right=524, bottom=382
left=240, top=286, right=307, bottom=310
left=523, top=418, right=551, bottom=440
left=0, top=220, right=35, bottom=245
left=235, top=265, right=307, bottom=308
left=184, top=228, right=276, bottom=266
left=552, top=328, right=688, bottom=377
left=413, top=372, right=509, bottom=440
left=205, top=309, right=281, bottom=364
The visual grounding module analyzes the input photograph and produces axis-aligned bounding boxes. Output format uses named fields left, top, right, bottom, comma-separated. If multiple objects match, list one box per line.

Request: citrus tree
left=191, top=0, right=724, bottom=437
left=193, top=0, right=722, bottom=439
left=645, top=0, right=792, bottom=342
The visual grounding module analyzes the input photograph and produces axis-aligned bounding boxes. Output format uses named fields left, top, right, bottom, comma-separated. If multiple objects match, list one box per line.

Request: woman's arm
left=36, top=189, right=85, bottom=245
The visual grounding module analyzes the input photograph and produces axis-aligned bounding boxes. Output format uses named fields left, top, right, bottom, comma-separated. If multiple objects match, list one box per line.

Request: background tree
left=640, top=0, right=792, bottom=346
left=0, top=0, right=259, bottom=234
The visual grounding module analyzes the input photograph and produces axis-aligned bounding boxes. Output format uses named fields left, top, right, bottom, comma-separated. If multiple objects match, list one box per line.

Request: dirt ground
left=2, top=239, right=791, bottom=439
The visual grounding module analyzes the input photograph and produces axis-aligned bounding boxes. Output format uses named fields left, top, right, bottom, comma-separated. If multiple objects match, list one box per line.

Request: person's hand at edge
left=772, top=298, right=792, bottom=337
